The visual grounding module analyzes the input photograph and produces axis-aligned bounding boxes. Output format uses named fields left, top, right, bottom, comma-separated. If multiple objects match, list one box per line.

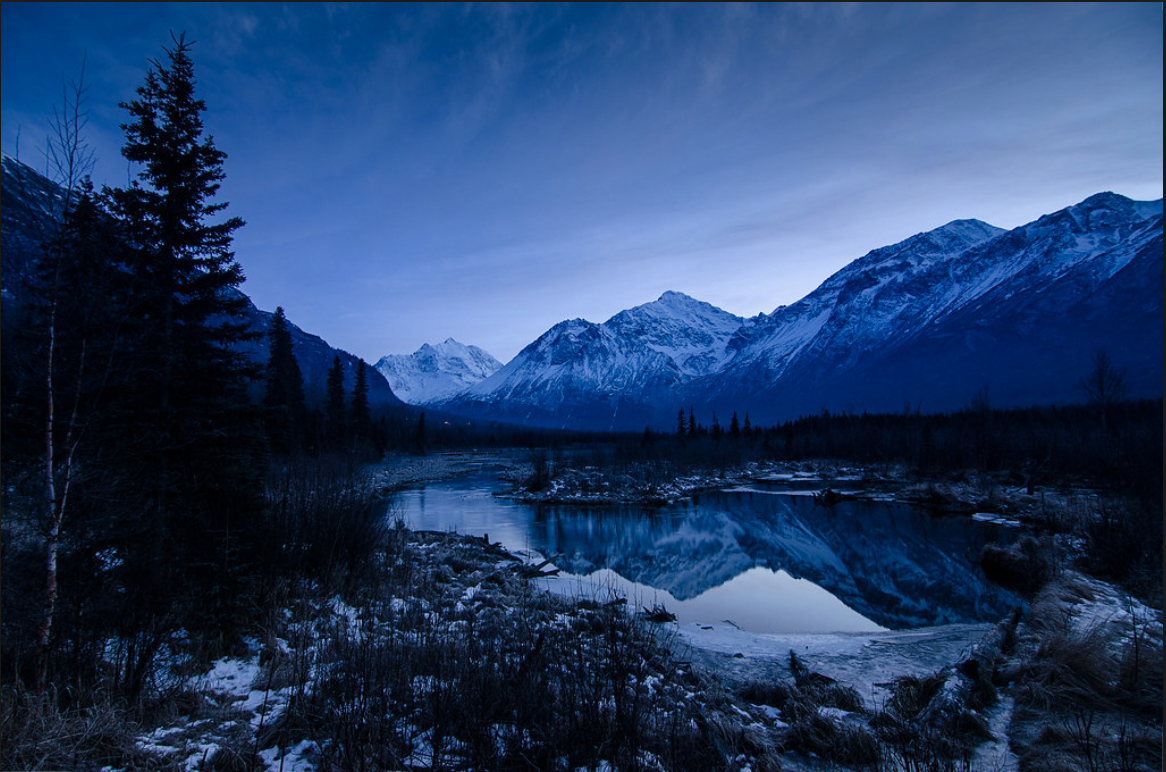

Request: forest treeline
left=636, top=396, right=1164, bottom=501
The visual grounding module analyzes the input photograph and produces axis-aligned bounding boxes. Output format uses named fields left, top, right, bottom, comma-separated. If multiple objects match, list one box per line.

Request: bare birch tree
left=32, top=60, right=98, bottom=693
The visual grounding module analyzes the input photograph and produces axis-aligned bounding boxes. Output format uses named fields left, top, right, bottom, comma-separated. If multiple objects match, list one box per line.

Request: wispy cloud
left=3, top=2, right=1160, bottom=363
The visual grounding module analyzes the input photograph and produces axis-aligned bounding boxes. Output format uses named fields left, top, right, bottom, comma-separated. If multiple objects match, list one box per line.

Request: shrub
left=980, top=535, right=1054, bottom=595
left=259, top=456, right=389, bottom=596
left=0, top=683, right=150, bottom=771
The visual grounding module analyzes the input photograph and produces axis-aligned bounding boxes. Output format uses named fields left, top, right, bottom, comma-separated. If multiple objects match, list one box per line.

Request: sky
left=2, top=3, right=1162, bottom=364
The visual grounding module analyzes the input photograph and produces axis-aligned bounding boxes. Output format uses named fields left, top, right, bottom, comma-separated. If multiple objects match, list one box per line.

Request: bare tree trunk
left=35, top=292, right=60, bottom=694
left=30, top=62, right=94, bottom=695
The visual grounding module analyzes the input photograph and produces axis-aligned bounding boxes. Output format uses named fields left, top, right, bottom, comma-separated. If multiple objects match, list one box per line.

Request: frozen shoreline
left=371, top=450, right=1021, bottom=705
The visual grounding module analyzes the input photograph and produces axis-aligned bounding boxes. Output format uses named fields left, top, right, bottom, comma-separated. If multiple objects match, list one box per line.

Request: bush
left=259, top=456, right=389, bottom=596
left=1085, top=500, right=1163, bottom=600
left=980, top=535, right=1055, bottom=595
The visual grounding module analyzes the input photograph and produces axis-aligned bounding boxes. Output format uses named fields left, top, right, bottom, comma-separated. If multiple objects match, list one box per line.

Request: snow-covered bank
left=672, top=621, right=997, bottom=705
left=502, top=453, right=1097, bottom=524
left=94, top=511, right=1158, bottom=772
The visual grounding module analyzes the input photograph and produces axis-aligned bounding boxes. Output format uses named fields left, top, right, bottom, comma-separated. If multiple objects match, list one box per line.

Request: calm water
left=391, top=475, right=1018, bottom=634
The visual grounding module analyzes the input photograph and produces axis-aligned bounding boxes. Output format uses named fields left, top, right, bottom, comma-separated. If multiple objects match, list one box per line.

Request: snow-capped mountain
left=442, top=192, right=1162, bottom=431
left=442, top=292, right=745, bottom=430
left=375, top=338, right=502, bottom=405
left=702, top=192, right=1163, bottom=423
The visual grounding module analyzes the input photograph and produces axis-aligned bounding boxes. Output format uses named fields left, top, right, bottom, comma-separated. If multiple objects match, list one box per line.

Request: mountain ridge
left=439, top=192, right=1162, bottom=430
left=0, top=154, right=403, bottom=410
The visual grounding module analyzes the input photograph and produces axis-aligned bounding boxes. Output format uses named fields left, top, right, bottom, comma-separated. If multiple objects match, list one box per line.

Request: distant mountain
left=375, top=338, right=502, bottom=405
left=0, top=154, right=403, bottom=409
left=442, top=292, right=744, bottom=430
left=441, top=193, right=1163, bottom=431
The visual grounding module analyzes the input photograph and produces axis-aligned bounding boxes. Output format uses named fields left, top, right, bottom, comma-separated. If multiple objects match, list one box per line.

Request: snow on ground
left=973, top=695, right=1019, bottom=772
left=671, top=620, right=997, bottom=709
left=195, top=655, right=263, bottom=701
left=258, top=739, right=321, bottom=772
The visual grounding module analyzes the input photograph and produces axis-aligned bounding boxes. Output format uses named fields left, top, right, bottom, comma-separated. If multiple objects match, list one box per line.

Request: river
left=390, top=473, right=1019, bottom=635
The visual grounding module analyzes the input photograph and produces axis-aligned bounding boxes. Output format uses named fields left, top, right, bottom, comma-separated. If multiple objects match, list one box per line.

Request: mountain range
left=425, top=192, right=1161, bottom=430
left=6, top=152, right=1160, bottom=433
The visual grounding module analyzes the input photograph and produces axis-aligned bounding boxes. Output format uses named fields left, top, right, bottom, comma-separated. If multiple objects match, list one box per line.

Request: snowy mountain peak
left=375, top=338, right=502, bottom=405
left=926, top=218, right=1005, bottom=248
left=877, top=217, right=1005, bottom=263
left=1071, top=191, right=1161, bottom=216
left=597, top=292, right=744, bottom=378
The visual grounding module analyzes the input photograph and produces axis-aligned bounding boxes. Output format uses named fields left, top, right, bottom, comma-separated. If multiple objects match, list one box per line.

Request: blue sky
left=3, top=3, right=1162, bottom=363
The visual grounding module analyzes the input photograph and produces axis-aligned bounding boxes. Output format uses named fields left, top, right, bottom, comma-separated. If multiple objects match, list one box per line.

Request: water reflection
left=393, top=477, right=1018, bottom=633
left=547, top=566, right=886, bottom=634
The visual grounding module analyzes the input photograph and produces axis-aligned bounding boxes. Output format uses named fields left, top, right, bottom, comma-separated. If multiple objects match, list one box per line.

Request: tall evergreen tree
left=324, top=355, right=347, bottom=452
left=101, top=32, right=265, bottom=669
left=412, top=411, right=427, bottom=455
left=351, top=359, right=370, bottom=448
left=263, top=307, right=306, bottom=454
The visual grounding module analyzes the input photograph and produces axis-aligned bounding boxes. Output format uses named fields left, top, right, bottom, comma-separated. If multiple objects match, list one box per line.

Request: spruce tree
left=102, top=32, right=264, bottom=667
left=412, top=411, right=427, bottom=455
left=351, top=359, right=370, bottom=447
left=325, top=355, right=347, bottom=452
left=264, top=307, right=306, bottom=454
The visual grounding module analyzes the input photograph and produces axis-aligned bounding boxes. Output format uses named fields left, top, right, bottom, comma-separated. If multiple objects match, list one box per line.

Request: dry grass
left=1010, top=574, right=1163, bottom=772
left=0, top=684, right=155, bottom=771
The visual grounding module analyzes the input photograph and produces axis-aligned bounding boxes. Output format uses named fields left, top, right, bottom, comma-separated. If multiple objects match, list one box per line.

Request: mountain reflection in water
left=395, top=478, right=1018, bottom=633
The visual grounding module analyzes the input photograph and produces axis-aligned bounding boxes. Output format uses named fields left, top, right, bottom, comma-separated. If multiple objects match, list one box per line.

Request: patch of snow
left=195, top=656, right=262, bottom=699
left=817, top=706, right=855, bottom=721
left=972, top=512, right=1023, bottom=527
left=259, top=739, right=321, bottom=772
left=972, top=695, right=1018, bottom=771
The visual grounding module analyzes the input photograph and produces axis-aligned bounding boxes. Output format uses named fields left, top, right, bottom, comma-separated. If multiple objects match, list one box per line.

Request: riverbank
left=481, top=448, right=1100, bottom=527
left=371, top=448, right=529, bottom=490
left=370, top=448, right=1161, bottom=771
